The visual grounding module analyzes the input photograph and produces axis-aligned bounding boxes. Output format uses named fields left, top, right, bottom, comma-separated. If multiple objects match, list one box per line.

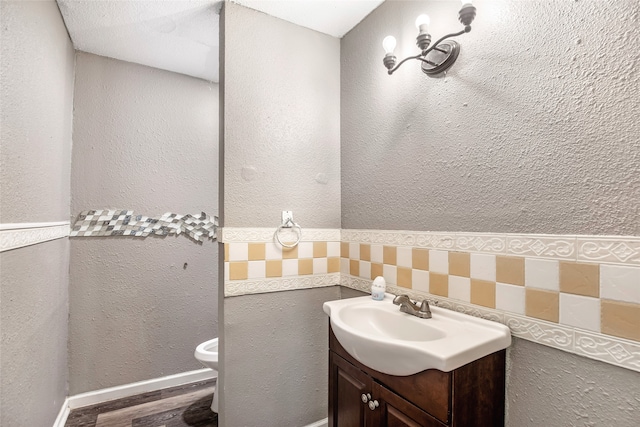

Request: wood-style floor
left=65, top=379, right=217, bottom=427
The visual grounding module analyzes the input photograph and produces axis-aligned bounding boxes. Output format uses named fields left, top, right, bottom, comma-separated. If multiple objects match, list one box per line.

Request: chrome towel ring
left=274, top=217, right=302, bottom=248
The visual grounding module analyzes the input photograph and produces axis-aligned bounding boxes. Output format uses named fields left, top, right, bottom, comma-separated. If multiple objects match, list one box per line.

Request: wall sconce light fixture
left=383, top=1, right=477, bottom=76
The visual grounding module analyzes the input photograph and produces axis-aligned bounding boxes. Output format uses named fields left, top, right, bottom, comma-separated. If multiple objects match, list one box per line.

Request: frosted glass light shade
left=382, top=36, right=396, bottom=54
left=415, top=14, right=430, bottom=31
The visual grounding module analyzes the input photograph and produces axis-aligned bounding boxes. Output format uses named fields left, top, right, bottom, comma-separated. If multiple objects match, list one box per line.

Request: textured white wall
left=341, top=0, right=640, bottom=235
left=507, top=337, right=640, bottom=426
left=0, top=1, right=74, bottom=425
left=223, top=3, right=341, bottom=228
left=0, top=0, right=75, bottom=223
left=69, top=53, right=219, bottom=394
left=220, top=3, right=341, bottom=425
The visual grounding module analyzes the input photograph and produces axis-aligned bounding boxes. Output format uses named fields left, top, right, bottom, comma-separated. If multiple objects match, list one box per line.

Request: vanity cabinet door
left=372, top=382, right=447, bottom=427
left=330, top=352, right=373, bottom=427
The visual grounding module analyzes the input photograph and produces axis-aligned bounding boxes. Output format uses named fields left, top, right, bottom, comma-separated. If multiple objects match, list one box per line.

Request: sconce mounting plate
left=421, top=40, right=460, bottom=76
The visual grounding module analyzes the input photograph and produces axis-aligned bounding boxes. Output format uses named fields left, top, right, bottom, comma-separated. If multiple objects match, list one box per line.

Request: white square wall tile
left=600, top=265, right=640, bottom=304
left=349, top=242, right=360, bottom=260
left=229, top=243, right=248, bottom=261
left=247, top=261, right=266, bottom=279
left=298, top=242, right=313, bottom=258
left=371, top=245, right=383, bottom=263
left=470, top=253, right=496, bottom=281
left=429, top=250, right=449, bottom=274
left=340, top=258, right=349, bottom=275
left=383, top=265, right=397, bottom=285
left=265, top=242, right=283, bottom=260
left=495, top=283, right=525, bottom=315
left=449, top=276, right=471, bottom=303
left=327, top=241, right=340, bottom=257
left=412, top=269, right=429, bottom=293
left=314, top=258, right=328, bottom=274
left=224, top=263, right=229, bottom=280
left=559, top=293, right=600, bottom=332
left=397, top=247, right=413, bottom=268
left=359, top=261, right=371, bottom=279
left=525, top=258, right=559, bottom=291
left=282, top=259, right=298, bottom=276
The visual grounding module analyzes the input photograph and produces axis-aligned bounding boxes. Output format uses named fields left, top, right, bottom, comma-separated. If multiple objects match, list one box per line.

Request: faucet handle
left=393, top=294, right=410, bottom=305
left=419, top=300, right=431, bottom=313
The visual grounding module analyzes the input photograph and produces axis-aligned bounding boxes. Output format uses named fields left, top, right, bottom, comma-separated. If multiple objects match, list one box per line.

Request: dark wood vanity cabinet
left=328, top=327, right=506, bottom=427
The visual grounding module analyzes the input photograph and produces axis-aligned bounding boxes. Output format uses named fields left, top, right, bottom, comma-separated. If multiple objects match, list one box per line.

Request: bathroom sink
left=323, top=294, right=511, bottom=376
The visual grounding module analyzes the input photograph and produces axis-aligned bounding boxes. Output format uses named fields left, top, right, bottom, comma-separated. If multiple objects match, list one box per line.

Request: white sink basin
left=323, top=294, right=511, bottom=376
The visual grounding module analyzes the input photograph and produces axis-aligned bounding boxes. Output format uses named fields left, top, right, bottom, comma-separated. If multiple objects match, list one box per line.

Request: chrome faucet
left=393, top=294, right=432, bottom=319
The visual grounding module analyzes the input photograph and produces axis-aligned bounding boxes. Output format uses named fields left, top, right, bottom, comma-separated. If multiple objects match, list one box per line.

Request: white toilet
left=194, top=338, right=219, bottom=413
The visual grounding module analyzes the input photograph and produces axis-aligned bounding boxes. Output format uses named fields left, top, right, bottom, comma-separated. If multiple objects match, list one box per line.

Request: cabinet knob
left=368, top=400, right=379, bottom=410
left=361, top=393, right=371, bottom=403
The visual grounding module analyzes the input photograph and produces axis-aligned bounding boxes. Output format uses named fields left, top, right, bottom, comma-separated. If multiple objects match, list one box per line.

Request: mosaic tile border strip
left=70, top=210, right=217, bottom=243
left=0, top=222, right=70, bottom=252
left=225, top=273, right=340, bottom=297
left=340, top=274, right=640, bottom=372
left=220, top=227, right=340, bottom=243
left=340, top=275, right=640, bottom=373
left=342, top=230, right=640, bottom=266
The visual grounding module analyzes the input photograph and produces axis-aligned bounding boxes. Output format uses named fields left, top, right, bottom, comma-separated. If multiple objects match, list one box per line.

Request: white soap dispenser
left=371, top=276, right=386, bottom=301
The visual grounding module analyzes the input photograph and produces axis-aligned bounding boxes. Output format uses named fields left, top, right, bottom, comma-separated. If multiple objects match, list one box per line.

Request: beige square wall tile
left=429, top=273, right=448, bottom=297
left=471, top=279, right=496, bottom=309
left=313, top=242, right=327, bottom=258
left=397, top=267, right=412, bottom=288
left=229, top=261, right=248, bottom=280
left=526, top=288, right=559, bottom=323
left=341, top=242, right=349, bottom=258
left=371, top=263, right=383, bottom=279
left=248, top=243, right=266, bottom=261
left=496, top=256, right=524, bottom=286
left=449, top=252, right=470, bottom=278
left=383, top=246, right=397, bottom=266
left=224, top=243, right=229, bottom=262
left=413, top=248, right=429, bottom=271
left=282, top=246, right=298, bottom=260
left=560, top=261, right=599, bottom=297
left=298, top=259, right=313, bottom=275
left=328, top=257, right=340, bottom=273
left=350, top=259, right=360, bottom=277
left=601, top=300, right=640, bottom=342
left=360, top=244, right=371, bottom=261
left=266, top=260, right=283, bottom=277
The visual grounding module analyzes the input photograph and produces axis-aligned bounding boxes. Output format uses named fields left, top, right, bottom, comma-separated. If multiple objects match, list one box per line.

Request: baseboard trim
left=53, top=368, right=216, bottom=426
left=303, top=418, right=328, bottom=427
left=52, top=398, right=70, bottom=427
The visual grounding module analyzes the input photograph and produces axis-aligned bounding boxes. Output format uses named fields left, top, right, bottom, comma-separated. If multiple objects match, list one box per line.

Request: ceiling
left=57, top=0, right=384, bottom=82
